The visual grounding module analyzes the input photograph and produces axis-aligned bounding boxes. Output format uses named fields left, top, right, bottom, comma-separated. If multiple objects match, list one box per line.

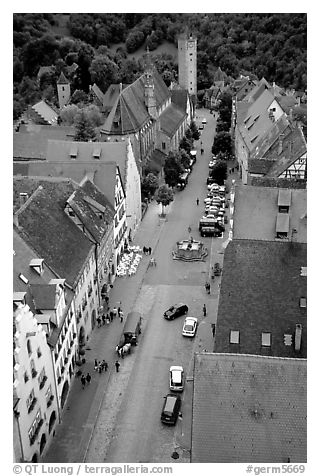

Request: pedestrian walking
left=105, top=296, right=109, bottom=306
left=97, top=317, right=101, bottom=328
left=98, top=362, right=102, bottom=373
left=113, top=306, right=117, bottom=318
left=106, top=316, right=110, bottom=325
left=201, top=148, right=204, bottom=155
left=211, top=267, right=215, bottom=280
left=94, top=359, right=98, bottom=371
left=101, top=360, right=108, bottom=371
left=81, top=374, right=86, bottom=389
left=196, top=198, right=199, bottom=206
left=118, top=306, right=122, bottom=317
left=86, top=373, right=91, bottom=384
left=203, top=304, right=207, bottom=316
left=110, top=310, right=113, bottom=322
left=211, top=323, right=216, bottom=338
left=205, top=282, right=211, bottom=294
left=102, top=314, right=106, bottom=325
left=115, top=360, right=120, bottom=372
left=148, top=247, right=152, bottom=255
left=119, top=310, right=124, bottom=322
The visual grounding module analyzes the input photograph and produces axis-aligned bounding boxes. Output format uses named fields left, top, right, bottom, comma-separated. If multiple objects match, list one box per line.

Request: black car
left=161, top=394, right=181, bottom=425
left=163, top=303, right=189, bottom=320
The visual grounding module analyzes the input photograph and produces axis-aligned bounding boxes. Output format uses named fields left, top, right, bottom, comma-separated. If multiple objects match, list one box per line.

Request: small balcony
left=31, top=368, right=38, bottom=378
left=39, top=375, right=47, bottom=390
left=27, top=397, right=37, bottom=414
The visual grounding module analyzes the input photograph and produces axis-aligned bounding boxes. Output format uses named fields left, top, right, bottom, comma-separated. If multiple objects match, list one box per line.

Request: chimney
left=294, top=324, right=302, bottom=352
left=278, top=133, right=284, bottom=155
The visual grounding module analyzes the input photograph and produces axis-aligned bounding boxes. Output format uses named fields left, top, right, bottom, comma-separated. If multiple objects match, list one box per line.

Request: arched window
left=27, top=339, right=32, bottom=355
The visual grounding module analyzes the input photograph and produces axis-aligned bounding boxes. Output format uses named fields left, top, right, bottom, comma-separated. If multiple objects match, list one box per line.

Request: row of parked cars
left=161, top=303, right=196, bottom=425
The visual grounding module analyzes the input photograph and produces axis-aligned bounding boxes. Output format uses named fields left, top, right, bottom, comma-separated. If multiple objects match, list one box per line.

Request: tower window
left=62, top=86, right=65, bottom=91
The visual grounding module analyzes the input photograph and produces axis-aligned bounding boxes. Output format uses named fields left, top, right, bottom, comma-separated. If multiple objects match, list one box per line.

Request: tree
left=83, top=104, right=105, bottom=127
left=89, top=55, right=119, bottom=93
left=59, top=104, right=80, bottom=125
left=141, top=173, right=159, bottom=200
left=163, top=152, right=184, bottom=188
left=209, top=161, right=227, bottom=185
left=179, top=136, right=193, bottom=154
left=74, top=110, right=97, bottom=141
left=154, top=184, right=174, bottom=216
left=212, top=131, right=232, bottom=157
left=125, top=29, right=145, bottom=53
left=179, top=149, right=191, bottom=170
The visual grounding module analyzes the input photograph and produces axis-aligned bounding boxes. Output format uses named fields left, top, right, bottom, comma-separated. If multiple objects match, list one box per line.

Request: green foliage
left=126, top=29, right=145, bottom=53
left=141, top=173, right=159, bottom=200
left=190, top=121, right=200, bottom=141
left=59, top=104, right=80, bottom=125
left=154, top=184, right=174, bottom=214
left=163, top=152, right=184, bottom=188
left=74, top=110, right=97, bottom=141
left=212, top=131, right=233, bottom=157
left=89, top=56, right=120, bottom=93
left=209, top=160, right=228, bottom=185
left=179, top=136, right=193, bottom=155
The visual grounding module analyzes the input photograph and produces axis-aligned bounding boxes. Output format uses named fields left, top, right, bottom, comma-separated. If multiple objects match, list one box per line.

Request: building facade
left=13, top=304, right=59, bottom=462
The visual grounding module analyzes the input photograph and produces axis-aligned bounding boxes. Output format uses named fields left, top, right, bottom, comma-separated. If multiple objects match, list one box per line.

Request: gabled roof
left=90, top=83, right=104, bottom=105
left=170, top=89, right=189, bottom=112
left=248, top=158, right=276, bottom=175
left=215, top=239, right=307, bottom=358
left=31, top=100, right=58, bottom=125
left=243, top=77, right=270, bottom=103
left=46, top=138, right=128, bottom=193
left=13, top=177, right=95, bottom=288
left=265, top=126, right=307, bottom=177
left=250, top=114, right=290, bottom=161
left=102, top=83, right=129, bottom=111
left=277, top=95, right=298, bottom=114
left=160, top=103, right=186, bottom=138
left=13, top=126, right=75, bottom=160
left=29, top=283, right=59, bottom=310
left=192, top=353, right=307, bottom=463
left=233, top=185, right=307, bottom=242
left=238, top=89, right=281, bottom=151
left=13, top=159, right=120, bottom=209
left=101, top=69, right=170, bottom=134
left=57, top=72, right=69, bottom=85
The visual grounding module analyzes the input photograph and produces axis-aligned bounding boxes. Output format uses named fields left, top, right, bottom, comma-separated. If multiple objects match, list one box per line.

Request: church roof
left=101, top=69, right=170, bottom=135
left=57, top=72, right=69, bottom=85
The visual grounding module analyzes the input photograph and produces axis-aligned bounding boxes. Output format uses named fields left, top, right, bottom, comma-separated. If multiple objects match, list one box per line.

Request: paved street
left=44, top=108, right=236, bottom=464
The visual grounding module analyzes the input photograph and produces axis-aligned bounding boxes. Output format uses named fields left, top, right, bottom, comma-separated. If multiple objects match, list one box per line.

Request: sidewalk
left=43, top=201, right=166, bottom=463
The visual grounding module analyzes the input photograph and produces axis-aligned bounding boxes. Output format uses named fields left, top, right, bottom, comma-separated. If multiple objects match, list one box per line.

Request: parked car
left=161, top=394, right=181, bottom=425
left=204, top=197, right=213, bottom=204
left=202, top=118, right=207, bottom=124
left=200, top=226, right=223, bottom=237
left=182, top=317, right=198, bottom=337
left=214, top=262, right=222, bottom=276
left=169, top=366, right=184, bottom=392
left=164, top=303, right=189, bottom=320
left=199, top=124, right=204, bottom=130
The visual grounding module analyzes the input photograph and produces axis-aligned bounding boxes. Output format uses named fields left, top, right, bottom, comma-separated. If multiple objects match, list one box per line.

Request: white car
left=204, top=198, right=213, bottom=204
left=182, top=317, right=198, bottom=337
left=169, top=366, right=184, bottom=392
left=209, top=160, right=217, bottom=168
left=202, top=118, right=207, bottom=124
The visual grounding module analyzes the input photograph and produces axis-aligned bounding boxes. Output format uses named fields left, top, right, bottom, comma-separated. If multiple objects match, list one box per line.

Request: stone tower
left=57, top=72, right=70, bottom=109
left=178, top=32, right=197, bottom=97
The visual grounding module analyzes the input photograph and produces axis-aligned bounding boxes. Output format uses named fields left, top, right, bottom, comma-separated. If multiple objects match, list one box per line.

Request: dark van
left=122, top=311, right=142, bottom=345
left=161, top=394, right=181, bottom=425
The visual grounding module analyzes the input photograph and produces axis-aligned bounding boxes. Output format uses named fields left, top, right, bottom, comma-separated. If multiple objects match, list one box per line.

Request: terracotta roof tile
left=192, top=353, right=307, bottom=462
left=215, top=239, right=307, bottom=358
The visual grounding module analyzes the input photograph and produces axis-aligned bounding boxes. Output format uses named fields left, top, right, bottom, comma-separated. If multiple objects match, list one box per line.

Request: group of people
left=97, top=305, right=124, bottom=327
left=94, top=359, right=108, bottom=373
left=143, top=246, right=152, bottom=255
left=80, top=372, right=92, bottom=389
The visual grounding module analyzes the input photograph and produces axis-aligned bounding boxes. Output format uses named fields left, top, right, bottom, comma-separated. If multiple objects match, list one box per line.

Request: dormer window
left=69, top=145, right=78, bottom=159
left=30, top=259, right=44, bottom=276
left=93, top=147, right=101, bottom=159
left=261, top=332, right=271, bottom=347
left=19, top=273, right=29, bottom=284
left=230, top=330, right=240, bottom=344
left=13, top=292, right=26, bottom=307
left=278, top=189, right=291, bottom=213
left=299, top=297, right=307, bottom=308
